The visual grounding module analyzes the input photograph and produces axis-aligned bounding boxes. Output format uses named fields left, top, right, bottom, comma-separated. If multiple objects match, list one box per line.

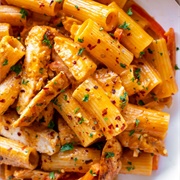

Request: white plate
left=118, top=0, right=180, bottom=180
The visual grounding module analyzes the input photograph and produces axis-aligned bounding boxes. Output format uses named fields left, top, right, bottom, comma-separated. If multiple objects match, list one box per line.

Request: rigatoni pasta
left=0, top=0, right=178, bottom=179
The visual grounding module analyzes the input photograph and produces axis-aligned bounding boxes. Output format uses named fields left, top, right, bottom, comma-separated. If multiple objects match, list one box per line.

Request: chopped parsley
left=104, top=117, right=108, bottom=121
left=60, top=143, right=74, bottom=152
left=42, top=34, right=53, bottom=48
left=78, top=117, right=85, bottom=124
left=129, top=130, right=135, bottom=136
left=82, top=94, right=89, bottom=102
left=138, top=100, right=145, bottom=106
left=78, top=38, right=84, bottom=43
left=2, top=59, right=8, bottom=66
left=77, top=48, right=85, bottom=56
left=120, top=63, right=127, bottom=68
left=175, top=64, right=180, bottom=70
left=134, top=68, right=141, bottom=80
left=63, top=94, right=68, bottom=101
left=89, top=133, right=93, bottom=138
left=119, top=21, right=131, bottom=30
left=10, top=64, right=22, bottom=75
left=147, top=48, right=153, bottom=54
left=74, top=107, right=80, bottom=114
left=74, top=157, right=78, bottom=162
left=139, top=51, right=145, bottom=58
left=60, top=89, right=65, bottom=93
left=20, top=8, right=28, bottom=18
left=22, top=79, right=29, bottom=85
left=105, top=152, right=115, bottom=158
left=55, top=0, right=63, bottom=3
left=49, top=171, right=55, bottom=180
left=51, top=98, right=62, bottom=110
left=119, top=92, right=128, bottom=109
left=89, top=169, right=97, bottom=176
left=48, top=120, right=55, bottom=129
left=126, top=165, right=135, bottom=171
left=127, top=7, right=133, bottom=16
left=135, top=119, right=140, bottom=127
left=39, top=68, right=44, bottom=74
left=75, top=5, right=79, bottom=10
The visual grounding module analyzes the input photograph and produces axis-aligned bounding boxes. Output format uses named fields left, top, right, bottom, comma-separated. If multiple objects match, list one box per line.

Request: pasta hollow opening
left=106, top=12, right=115, bottom=25
left=29, top=151, right=38, bottom=167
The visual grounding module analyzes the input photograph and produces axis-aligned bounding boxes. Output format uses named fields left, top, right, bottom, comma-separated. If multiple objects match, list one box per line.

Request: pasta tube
left=12, top=71, right=69, bottom=127
left=122, top=104, right=170, bottom=140
left=41, top=147, right=101, bottom=173
left=63, top=0, right=118, bottom=31
left=0, top=136, right=39, bottom=170
left=6, top=0, right=62, bottom=16
left=118, top=131, right=168, bottom=156
left=0, top=112, right=61, bottom=155
left=17, top=26, right=57, bottom=113
left=109, top=2, right=153, bottom=58
left=0, top=5, right=26, bottom=26
left=120, top=149, right=153, bottom=176
left=13, top=169, right=63, bottom=180
left=133, top=59, right=162, bottom=98
left=53, top=88, right=103, bottom=147
left=0, top=72, right=21, bottom=115
left=54, top=36, right=97, bottom=83
left=72, top=77, right=127, bottom=140
left=145, top=38, right=178, bottom=98
left=0, top=35, right=25, bottom=83
left=73, top=18, right=133, bottom=75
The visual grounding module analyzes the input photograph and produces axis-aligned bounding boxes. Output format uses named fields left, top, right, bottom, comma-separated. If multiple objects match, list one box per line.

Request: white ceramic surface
left=118, top=0, right=180, bottom=180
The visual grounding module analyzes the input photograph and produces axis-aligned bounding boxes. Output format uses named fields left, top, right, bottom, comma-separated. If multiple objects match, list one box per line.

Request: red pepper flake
left=115, top=116, right=121, bottom=120
left=0, top=99, right=5, bottom=103
left=94, top=85, right=98, bottom=89
left=112, top=89, right=116, bottom=94
left=17, top=132, right=21, bottom=136
left=116, top=58, right=119, bottom=64
left=85, top=88, right=90, bottom=92
left=73, top=61, right=77, bottom=64
left=111, top=100, right=116, bottom=104
left=97, top=39, right=101, bottom=44
left=138, top=62, right=144, bottom=65
left=21, top=146, right=27, bottom=150
left=39, top=3, right=45, bottom=8
left=102, top=108, right=108, bottom=116
left=87, top=44, right=97, bottom=50
left=67, top=115, right=72, bottom=120
left=108, top=124, right=114, bottom=130
left=106, top=48, right=109, bottom=51
left=20, top=89, right=25, bottom=93
left=121, top=123, right=126, bottom=131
